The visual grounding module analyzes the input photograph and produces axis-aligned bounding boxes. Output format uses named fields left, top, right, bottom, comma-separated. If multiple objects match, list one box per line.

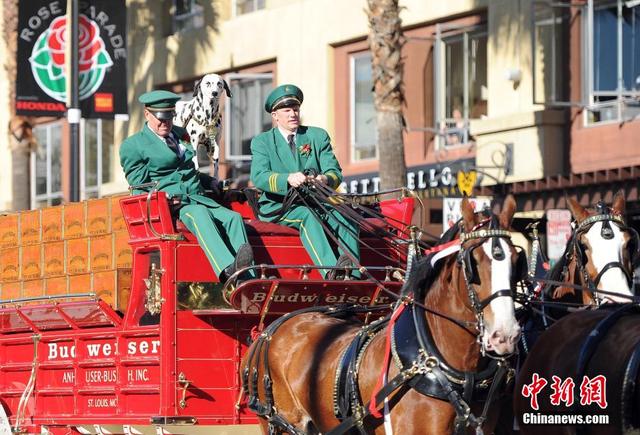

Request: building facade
left=1, top=0, right=639, bottom=241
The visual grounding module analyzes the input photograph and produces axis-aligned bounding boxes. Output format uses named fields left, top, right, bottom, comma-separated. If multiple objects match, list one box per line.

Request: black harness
left=244, top=218, right=520, bottom=435
left=327, top=223, right=519, bottom=435
left=563, top=209, right=639, bottom=305
left=568, top=304, right=640, bottom=435
left=243, top=304, right=389, bottom=435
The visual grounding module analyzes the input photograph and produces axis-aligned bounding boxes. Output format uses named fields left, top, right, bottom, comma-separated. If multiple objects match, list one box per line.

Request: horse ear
left=461, top=195, right=476, bottom=231
left=499, top=194, right=516, bottom=229
left=567, top=197, right=589, bottom=223
left=612, top=190, right=626, bottom=215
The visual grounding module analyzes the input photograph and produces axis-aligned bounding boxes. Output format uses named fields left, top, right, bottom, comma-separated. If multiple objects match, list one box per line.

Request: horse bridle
left=457, top=219, right=518, bottom=355
left=569, top=209, right=639, bottom=304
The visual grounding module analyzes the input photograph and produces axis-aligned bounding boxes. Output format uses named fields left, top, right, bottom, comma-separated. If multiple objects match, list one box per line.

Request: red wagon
left=0, top=190, right=415, bottom=434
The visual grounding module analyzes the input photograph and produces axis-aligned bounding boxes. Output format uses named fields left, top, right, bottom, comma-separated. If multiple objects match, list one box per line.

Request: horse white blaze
left=584, top=222, right=633, bottom=303
left=482, top=238, right=520, bottom=354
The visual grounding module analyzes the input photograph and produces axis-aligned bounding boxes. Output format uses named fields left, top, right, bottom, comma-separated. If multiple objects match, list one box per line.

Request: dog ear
left=192, top=79, right=202, bottom=98
left=223, top=80, right=232, bottom=98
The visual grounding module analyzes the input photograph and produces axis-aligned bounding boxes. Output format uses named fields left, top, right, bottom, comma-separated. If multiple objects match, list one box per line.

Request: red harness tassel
left=369, top=300, right=407, bottom=418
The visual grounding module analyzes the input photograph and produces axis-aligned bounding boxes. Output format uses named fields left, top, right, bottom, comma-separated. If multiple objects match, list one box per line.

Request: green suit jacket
left=250, top=126, right=343, bottom=217
left=119, top=123, right=218, bottom=208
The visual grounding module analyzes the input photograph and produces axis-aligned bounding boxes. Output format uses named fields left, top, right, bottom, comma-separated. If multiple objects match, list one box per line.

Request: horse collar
left=390, top=300, right=506, bottom=402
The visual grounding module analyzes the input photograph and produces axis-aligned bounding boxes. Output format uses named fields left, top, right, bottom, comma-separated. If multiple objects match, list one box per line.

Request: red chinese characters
left=522, top=374, right=607, bottom=410
left=521, top=373, right=548, bottom=411
left=579, top=375, right=608, bottom=409
left=550, top=375, right=575, bottom=407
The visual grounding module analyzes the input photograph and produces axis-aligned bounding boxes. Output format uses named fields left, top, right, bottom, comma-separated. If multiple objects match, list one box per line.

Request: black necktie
left=166, top=135, right=180, bottom=157
left=287, top=134, right=296, bottom=157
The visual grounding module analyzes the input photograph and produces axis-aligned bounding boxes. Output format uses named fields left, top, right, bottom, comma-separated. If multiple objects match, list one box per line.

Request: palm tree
left=366, top=0, right=406, bottom=190
left=3, top=0, right=35, bottom=210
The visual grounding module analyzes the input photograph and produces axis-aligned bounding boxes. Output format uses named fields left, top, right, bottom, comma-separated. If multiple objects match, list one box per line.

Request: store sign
left=443, top=197, right=492, bottom=233
left=546, top=209, right=572, bottom=265
left=16, top=1, right=127, bottom=118
left=340, top=159, right=476, bottom=197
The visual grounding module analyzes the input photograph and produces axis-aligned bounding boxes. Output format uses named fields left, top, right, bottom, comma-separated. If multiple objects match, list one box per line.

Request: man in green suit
left=120, top=90, right=253, bottom=282
left=250, top=84, right=360, bottom=279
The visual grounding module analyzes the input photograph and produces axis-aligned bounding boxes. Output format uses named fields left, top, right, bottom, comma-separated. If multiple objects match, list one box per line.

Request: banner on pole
left=16, top=1, right=127, bottom=118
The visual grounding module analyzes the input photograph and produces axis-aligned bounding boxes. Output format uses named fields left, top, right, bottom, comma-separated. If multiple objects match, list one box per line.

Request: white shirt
left=147, top=124, right=186, bottom=158
left=278, top=126, right=297, bottom=145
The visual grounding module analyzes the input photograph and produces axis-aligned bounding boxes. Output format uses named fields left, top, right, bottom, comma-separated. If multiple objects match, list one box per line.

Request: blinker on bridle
left=458, top=220, right=515, bottom=355
left=570, top=207, right=635, bottom=301
left=595, top=201, right=615, bottom=239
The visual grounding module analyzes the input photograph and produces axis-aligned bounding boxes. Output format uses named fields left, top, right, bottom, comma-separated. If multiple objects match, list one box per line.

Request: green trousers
left=179, top=204, right=249, bottom=277
left=276, top=205, right=360, bottom=278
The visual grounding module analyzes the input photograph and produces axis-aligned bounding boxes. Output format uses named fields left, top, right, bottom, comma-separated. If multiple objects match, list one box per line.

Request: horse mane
left=405, top=222, right=461, bottom=299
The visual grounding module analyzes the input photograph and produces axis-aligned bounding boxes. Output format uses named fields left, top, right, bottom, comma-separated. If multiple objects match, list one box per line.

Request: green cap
left=139, top=90, right=180, bottom=119
left=264, top=84, right=303, bottom=113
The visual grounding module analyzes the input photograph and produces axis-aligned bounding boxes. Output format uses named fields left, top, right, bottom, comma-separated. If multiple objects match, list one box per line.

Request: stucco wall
left=122, top=0, right=576, bottom=195
left=125, top=0, right=488, bottom=137
left=474, top=0, right=566, bottom=183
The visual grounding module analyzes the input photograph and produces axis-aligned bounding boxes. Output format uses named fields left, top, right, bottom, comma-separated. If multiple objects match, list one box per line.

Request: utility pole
left=68, top=0, right=81, bottom=202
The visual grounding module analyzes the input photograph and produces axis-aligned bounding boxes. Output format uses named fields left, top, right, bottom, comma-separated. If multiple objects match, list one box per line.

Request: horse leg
left=263, top=313, right=356, bottom=433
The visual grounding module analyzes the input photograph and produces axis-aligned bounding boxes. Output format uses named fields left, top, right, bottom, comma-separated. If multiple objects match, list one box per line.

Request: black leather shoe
left=326, top=269, right=346, bottom=280
left=336, top=254, right=353, bottom=268
left=234, top=244, right=254, bottom=271
left=326, top=254, right=353, bottom=280
left=219, top=264, right=235, bottom=283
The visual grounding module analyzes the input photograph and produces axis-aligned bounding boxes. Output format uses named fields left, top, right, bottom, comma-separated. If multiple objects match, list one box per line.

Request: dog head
left=193, top=74, right=232, bottom=107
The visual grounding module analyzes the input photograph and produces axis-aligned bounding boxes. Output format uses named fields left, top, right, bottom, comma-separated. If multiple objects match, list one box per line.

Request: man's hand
left=314, top=174, right=328, bottom=184
left=287, top=172, right=307, bottom=188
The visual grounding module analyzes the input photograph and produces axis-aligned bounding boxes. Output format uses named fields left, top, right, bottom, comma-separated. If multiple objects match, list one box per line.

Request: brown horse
left=513, top=306, right=640, bottom=435
left=547, top=193, right=635, bottom=307
left=518, top=193, right=637, bottom=347
left=242, top=196, right=523, bottom=434
left=514, top=193, right=639, bottom=434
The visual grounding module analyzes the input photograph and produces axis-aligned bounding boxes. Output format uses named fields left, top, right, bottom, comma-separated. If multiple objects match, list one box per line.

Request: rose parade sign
left=16, top=1, right=127, bottom=118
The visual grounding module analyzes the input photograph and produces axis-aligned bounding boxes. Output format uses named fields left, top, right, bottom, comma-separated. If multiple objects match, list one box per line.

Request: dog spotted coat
left=174, top=73, right=232, bottom=164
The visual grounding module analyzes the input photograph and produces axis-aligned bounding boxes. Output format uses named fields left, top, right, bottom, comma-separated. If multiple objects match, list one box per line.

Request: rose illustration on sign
left=28, top=14, right=113, bottom=102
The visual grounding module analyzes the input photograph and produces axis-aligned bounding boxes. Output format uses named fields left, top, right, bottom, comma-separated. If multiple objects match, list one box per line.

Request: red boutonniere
left=181, top=132, right=191, bottom=143
left=298, top=143, right=312, bottom=157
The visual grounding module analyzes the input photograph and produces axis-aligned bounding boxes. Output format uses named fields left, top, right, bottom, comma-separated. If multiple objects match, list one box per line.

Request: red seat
left=123, top=192, right=413, bottom=281
left=245, top=220, right=299, bottom=237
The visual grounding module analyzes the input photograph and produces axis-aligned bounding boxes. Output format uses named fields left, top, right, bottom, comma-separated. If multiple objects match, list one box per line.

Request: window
left=173, top=0, right=204, bottom=33
left=235, top=0, right=265, bottom=16
left=350, top=52, right=377, bottom=161
left=532, top=1, right=571, bottom=104
left=32, top=122, right=63, bottom=208
left=434, top=24, right=488, bottom=148
left=31, top=119, right=114, bottom=208
left=224, top=73, right=273, bottom=180
left=82, top=119, right=114, bottom=199
left=585, top=0, right=640, bottom=123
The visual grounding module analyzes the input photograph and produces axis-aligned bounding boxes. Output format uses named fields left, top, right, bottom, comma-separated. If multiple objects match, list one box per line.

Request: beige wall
left=114, top=0, right=493, bottom=195
left=473, top=0, right=565, bottom=184
left=125, top=0, right=488, bottom=137
left=0, top=0, right=566, bottom=206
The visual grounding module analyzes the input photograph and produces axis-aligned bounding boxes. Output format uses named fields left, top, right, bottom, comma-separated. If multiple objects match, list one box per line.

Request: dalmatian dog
left=174, top=73, right=232, bottom=175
